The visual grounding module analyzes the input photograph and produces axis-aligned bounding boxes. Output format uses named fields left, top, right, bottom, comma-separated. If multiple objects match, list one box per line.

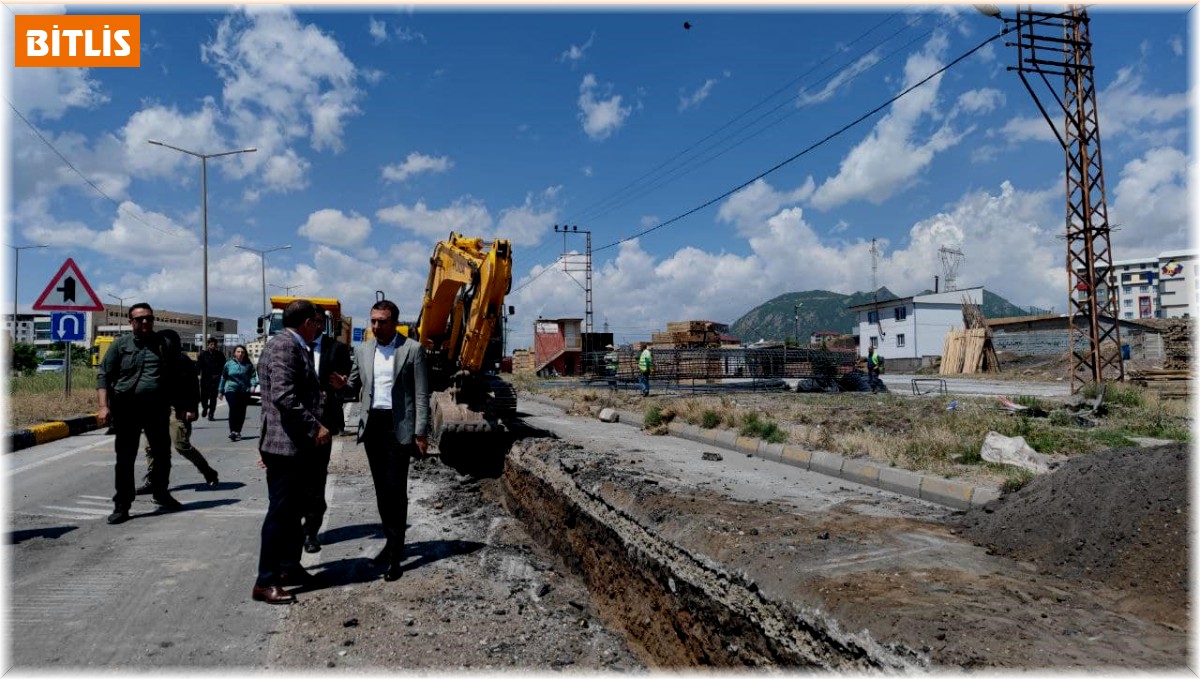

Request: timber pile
left=940, top=299, right=1001, bottom=374
left=650, top=320, right=728, bottom=349
left=1159, top=319, right=1192, bottom=371
left=1129, top=368, right=1192, bottom=399
left=511, top=349, right=535, bottom=375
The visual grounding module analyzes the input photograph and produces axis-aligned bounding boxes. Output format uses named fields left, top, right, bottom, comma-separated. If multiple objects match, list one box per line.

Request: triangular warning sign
left=32, top=258, right=104, bottom=311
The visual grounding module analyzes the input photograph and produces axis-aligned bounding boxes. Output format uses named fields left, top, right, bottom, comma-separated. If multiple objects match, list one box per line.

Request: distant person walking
left=219, top=345, right=257, bottom=441
left=346, top=299, right=430, bottom=582
left=637, top=344, right=653, bottom=397
left=96, top=303, right=186, bottom=525
left=253, top=300, right=329, bottom=605
left=603, top=344, right=619, bottom=390
left=197, top=338, right=225, bottom=421
left=138, top=332, right=219, bottom=492
left=301, top=326, right=353, bottom=554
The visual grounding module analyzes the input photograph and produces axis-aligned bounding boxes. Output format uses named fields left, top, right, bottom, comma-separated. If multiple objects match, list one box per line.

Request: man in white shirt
left=345, top=299, right=430, bottom=581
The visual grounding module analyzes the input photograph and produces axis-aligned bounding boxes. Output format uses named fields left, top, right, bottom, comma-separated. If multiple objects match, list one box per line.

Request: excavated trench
left=495, top=437, right=924, bottom=670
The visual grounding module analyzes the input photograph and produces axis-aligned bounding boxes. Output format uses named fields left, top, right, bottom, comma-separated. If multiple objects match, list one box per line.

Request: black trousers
left=227, top=391, right=250, bottom=433
left=363, top=409, right=413, bottom=563
left=112, top=393, right=172, bottom=508
left=257, top=452, right=305, bottom=588
left=200, top=377, right=219, bottom=415
left=301, top=438, right=333, bottom=540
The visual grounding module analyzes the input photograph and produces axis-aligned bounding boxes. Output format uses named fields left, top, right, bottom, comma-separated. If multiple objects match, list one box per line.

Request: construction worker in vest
left=867, top=346, right=884, bottom=388
left=604, top=344, right=619, bottom=390
left=637, top=343, right=653, bottom=396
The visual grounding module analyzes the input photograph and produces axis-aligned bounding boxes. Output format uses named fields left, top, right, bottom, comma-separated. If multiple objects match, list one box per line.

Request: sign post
left=34, top=259, right=103, bottom=397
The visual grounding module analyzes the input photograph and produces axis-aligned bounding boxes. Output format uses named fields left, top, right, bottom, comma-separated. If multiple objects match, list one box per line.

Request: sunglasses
left=131, top=316, right=155, bottom=323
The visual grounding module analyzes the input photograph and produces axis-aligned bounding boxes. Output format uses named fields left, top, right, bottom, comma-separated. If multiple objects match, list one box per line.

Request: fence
left=582, top=347, right=860, bottom=389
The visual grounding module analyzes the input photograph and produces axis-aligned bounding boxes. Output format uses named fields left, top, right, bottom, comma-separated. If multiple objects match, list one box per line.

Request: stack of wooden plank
left=940, top=327, right=1001, bottom=374
left=1129, top=368, right=1193, bottom=399
left=650, top=320, right=727, bottom=349
left=511, top=349, right=535, bottom=374
left=1160, top=319, right=1192, bottom=371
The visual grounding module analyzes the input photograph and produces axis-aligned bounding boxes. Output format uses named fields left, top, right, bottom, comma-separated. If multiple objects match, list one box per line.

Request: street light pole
left=8, top=243, right=48, bottom=317
left=106, top=292, right=127, bottom=322
left=149, top=140, right=256, bottom=344
left=793, top=303, right=802, bottom=346
left=236, top=244, right=291, bottom=336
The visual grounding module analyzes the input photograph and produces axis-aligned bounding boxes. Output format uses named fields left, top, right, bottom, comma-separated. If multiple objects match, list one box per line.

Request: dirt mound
left=955, top=443, right=1189, bottom=626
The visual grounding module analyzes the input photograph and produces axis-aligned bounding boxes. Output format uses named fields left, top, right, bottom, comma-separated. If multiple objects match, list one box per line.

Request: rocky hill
left=729, top=288, right=1030, bottom=343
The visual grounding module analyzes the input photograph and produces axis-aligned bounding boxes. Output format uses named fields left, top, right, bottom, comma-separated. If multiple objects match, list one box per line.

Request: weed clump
left=740, top=412, right=787, bottom=444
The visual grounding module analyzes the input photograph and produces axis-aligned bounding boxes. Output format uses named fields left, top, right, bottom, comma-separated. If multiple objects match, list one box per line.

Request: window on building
left=867, top=311, right=879, bottom=324
left=1123, top=286, right=1132, bottom=294
left=1141, top=285, right=1149, bottom=293
left=896, top=333, right=906, bottom=347
left=1125, top=312, right=1133, bottom=319
left=869, top=336, right=877, bottom=349
left=894, top=307, right=907, bottom=321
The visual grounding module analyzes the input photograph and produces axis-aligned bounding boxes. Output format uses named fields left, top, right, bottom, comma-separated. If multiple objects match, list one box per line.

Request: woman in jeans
left=218, top=345, right=257, bottom=441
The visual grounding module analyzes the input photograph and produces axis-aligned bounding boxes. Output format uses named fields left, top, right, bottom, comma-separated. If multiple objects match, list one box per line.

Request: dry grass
left=521, top=378, right=1190, bottom=486
left=8, top=369, right=100, bottom=429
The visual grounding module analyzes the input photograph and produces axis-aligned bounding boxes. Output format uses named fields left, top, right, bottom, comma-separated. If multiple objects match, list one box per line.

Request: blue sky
left=3, top=3, right=1193, bottom=348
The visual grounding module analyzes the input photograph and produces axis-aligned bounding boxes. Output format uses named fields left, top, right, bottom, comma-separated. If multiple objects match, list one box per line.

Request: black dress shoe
left=203, top=470, right=220, bottom=489
left=251, top=585, right=295, bottom=605
left=153, top=494, right=184, bottom=511
left=106, top=507, right=130, bottom=525
left=303, top=535, right=321, bottom=553
left=383, top=562, right=403, bottom=582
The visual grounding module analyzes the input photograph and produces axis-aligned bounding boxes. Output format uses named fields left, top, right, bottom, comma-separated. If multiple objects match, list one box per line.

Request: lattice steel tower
left=554, top=224, right=593, bottom=336
left=1008, top=5, right=1123, bottom=392
left=938, top=246, right=964, bottom=292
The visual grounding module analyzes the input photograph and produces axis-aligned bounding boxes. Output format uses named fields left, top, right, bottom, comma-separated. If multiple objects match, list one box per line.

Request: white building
left=1084, top=250, right=1197, bottom=320
left=848, top=287, right=984, bottom=360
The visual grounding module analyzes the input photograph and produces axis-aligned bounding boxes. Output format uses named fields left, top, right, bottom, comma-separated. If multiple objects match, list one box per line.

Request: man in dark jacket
left=253, top=299, right=330, bottom=605
left=96, top=303, right=186, bottom=525
left=196, top=338, right=225, bottom=420
left=301, top=330, right=353, bottom=554
left=138, top=334, right=219, bottom=492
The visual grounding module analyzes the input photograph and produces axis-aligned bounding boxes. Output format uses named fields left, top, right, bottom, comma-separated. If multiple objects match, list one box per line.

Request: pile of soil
left=955, top=443, right=1189, bottom=626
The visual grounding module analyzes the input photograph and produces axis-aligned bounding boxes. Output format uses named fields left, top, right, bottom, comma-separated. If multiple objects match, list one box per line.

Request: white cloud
left=381, top=152, right=454, bottom=183
left=559, top=32, right=595, bottom=64
left=1108, top=146, right=1190, bottom=257
left=717, top=178, right=816, bottom=237
left=298, top=208, right=372, bottom=248
left=376, top=197, right=494, bottom=240
left=201, top=7, right=364, bottom=155
left=796, top=51, right=881, bottom=106
left=952, top=88, right=1004, bottom=116
left=262, top=149, right=310, bottom=192
left=811, top=33, right=965, bottom=210
left=679, top=78, right=719, bottom=112
left=369, top=17, right=388, bottom=43
left=577, top=74, right=631, bottom=141
left=1170, top=36, right=1183, bottom=57
left=123, top=101, right=226, bottom=179
left=497, top=189, right=562, bottom=247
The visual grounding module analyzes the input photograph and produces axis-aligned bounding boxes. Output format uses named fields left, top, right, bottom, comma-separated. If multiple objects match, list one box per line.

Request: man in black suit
left=300, top=327, right=353, bottom=554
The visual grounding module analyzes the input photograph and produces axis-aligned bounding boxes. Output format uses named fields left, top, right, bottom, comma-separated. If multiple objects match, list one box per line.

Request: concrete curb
left=523, top=393, right=1001, bottom=511
left=10, top=413, right=103, bottom=452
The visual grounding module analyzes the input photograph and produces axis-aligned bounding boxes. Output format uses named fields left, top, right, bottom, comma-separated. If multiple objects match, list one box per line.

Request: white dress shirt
left=371, top=336, right=398, bottom=410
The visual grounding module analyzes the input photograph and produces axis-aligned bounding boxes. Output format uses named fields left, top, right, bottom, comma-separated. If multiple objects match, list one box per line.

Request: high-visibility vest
left=869, top=352, right=883, bottom=372
left=638, top=348, right=652, bottom=372
left=604, top=351, right=618, bottom=371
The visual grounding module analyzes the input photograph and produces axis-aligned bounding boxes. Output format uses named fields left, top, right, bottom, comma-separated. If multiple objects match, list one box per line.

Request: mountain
left=728, top=288, right=1032, bottom=343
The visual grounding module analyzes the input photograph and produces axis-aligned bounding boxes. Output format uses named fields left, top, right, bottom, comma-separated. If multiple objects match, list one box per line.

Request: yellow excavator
left=412, top=232, right=516, bottom=452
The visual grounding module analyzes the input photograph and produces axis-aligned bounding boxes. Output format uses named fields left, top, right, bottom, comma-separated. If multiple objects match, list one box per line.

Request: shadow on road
left=173, top=481, right=247, bottom=493
left=319, top=523, right=385, bottom=546
left=400, top=539, right=486, bottom=574
left=8, top=525, right=78, bottom=544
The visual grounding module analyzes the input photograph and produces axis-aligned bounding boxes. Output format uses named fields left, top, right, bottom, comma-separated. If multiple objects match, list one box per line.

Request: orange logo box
left=15, top=15, right=140, bottom=67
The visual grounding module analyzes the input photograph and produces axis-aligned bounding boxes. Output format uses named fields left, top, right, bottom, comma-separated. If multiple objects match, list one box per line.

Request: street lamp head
left=243, top=148, right=257, bottom=153
left=974, top=4, right=1003, bottom=19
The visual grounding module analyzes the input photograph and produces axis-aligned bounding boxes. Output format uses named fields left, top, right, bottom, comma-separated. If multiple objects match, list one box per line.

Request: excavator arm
left=414, top=233, right=512, bottom=374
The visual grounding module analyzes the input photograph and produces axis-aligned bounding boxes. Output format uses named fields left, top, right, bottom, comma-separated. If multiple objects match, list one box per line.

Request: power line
left=567, top=9, right=915, bottom=226
left=595, top=24, right=1013, bottom=254
left=6, top=98, right=176, bottom=237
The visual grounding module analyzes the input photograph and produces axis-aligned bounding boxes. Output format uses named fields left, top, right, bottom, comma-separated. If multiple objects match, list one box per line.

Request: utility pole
left=938, top=246, right=964, bottom=292
left=554, top=224, right=593, bottom=336
left=793, top=304, right=802, bottom=346
left=997, top=5, right=1123, bottom=392
left=869, top=238, right=884, bottom=340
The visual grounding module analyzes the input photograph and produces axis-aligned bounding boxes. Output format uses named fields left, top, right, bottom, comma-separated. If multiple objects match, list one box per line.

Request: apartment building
left=1084, top=250, right=1197, bottom=320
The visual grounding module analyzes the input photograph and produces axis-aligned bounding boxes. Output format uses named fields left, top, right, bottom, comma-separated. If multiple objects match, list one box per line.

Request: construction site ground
left=262, top=393, right=1188, bottom=671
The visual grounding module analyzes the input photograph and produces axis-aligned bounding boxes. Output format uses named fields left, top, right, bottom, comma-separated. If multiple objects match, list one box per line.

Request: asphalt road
left=6, top=400, right=291, bottom=669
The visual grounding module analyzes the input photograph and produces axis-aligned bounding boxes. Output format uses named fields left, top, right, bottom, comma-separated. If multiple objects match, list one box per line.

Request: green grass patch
left=1001, top=468, right=1035, bottom=494
left=644, top=405, right=665, bottom=428
left=740, top=412, right=787, bottom=444
left=700, top=410, right=721, bottom=429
